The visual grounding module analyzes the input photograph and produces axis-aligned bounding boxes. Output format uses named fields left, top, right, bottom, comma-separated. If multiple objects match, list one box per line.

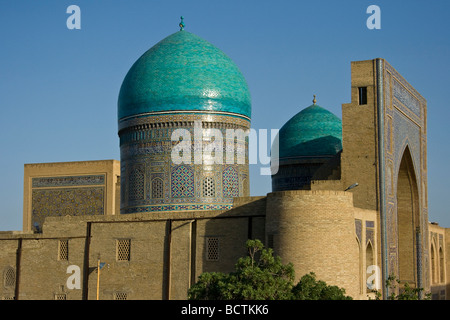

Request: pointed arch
left=366, top=240, right=374, bottom=270
left=439, top=246, right=445, bottom=283
left=396, top=145, right=420, bottom=286
left=430, top=239, right=437, bottom=284
left=151, top=178, right=164, bottom=199
left=355, top=236, right=363, bottom=294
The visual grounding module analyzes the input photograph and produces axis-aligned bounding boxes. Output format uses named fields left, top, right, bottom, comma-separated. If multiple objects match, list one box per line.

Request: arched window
left=129, top=166, right=145, bottom=201
left=366, top=241, right=374, bottom=268
left=439, top=247, right=445, bottom=283
left=431, top=242, right=436, bottom=284
left=202, top=177, right=215, bottom=198
left=151, top=178, right=164, bottom=199
left=356, top=237, right=363, bottom=294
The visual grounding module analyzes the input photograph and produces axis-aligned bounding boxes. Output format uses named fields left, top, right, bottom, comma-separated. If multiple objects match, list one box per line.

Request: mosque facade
left=0, top=23, right=448, bottom=300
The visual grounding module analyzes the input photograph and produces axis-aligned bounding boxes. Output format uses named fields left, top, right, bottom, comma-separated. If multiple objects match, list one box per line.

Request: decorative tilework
left=123, top=203, right=232, bottom=214
left=129, top=165, right=145, bottom=201
left=222, top=166, right=239, bottom=198
left=366, top=228, right=374, bottom=246
left=119, top=117, right=249, bottom=214
left=32, top=175, right=105, bottom=188
left=118, top=112, right=250, bottom=133
left=171, top=165, right=194, bottom=198
left=366, top=221, right=374, bottom=228
left=278, top=104, right=342, bottom=159
left=31, top=187, right=104, bottom=228
left=381, top=61, right=428, bottom=288
left=151, top=178, right=164, bottom=199
left=393, top=79, right=421, bottom=117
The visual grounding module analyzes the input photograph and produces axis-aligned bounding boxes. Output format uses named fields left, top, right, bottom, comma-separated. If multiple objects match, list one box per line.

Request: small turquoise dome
left=278, top=103, right=342, bottom=158
left=118, top=30, right=251, bottom=121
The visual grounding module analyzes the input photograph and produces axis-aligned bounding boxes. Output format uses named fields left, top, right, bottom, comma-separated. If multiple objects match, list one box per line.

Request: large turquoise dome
left=278, top=103, right=342, bottom=158
left=118, top=30, right=251, bottom=121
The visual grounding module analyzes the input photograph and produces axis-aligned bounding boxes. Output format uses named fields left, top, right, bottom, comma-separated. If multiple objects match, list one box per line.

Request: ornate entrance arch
left=396, top=146, right=420, bottom=287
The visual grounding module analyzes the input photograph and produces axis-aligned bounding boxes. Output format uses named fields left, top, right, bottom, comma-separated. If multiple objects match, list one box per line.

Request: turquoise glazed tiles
left=118, top=31, right=251, bottom=121
left=278, top=104, right=342, bottom=158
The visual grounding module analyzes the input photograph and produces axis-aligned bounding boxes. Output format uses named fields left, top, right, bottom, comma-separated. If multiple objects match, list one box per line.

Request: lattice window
left=222, top=166, right=239, bottom=198
left=4, top=267, right=15, bottom=288
left=116, top=239, right=131, bottom=261
left=58, top=239, right=69, bottom=261
left=206, top=237, right=219, bottom=261
left=152, top=178, right=164, bottom=199
left=54, top=294, right=67, bottom=300
left=129, top=166, right=145, bottom=201
left=202, top=177, right=215, bottom=198
left=171, top=165, right=194, bottom=198
left=114, top=292, right=128, bottom=300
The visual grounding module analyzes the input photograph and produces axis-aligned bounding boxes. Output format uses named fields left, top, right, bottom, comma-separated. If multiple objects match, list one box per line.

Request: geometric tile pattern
left=129, top=165, right=145, bottom=201
left=31, top=187, right=104, bottom=229
left=222, top=166, right=239, bottom=198
left=32, top=175, right=105, bottom=188
left=171, top=165, right=194, bottom=198
left=118, top=114, right=250, bottom=214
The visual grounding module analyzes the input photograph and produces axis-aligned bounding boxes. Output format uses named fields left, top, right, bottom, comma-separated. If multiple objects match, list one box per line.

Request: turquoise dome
left=278, top=104, right=342, bottom=158
left=118, top=30, right=251, bottom=121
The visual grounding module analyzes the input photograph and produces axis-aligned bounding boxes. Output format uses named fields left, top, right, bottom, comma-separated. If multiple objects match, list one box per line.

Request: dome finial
left=313, top=94, right=317, bottom=105
left=179, top=16, right=185, bottom=31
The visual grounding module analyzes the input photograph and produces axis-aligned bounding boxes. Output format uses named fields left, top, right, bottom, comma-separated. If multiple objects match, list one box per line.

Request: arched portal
left=431, top=242, right=436, bottom=284
left=396, top=146, right=420, bottom=287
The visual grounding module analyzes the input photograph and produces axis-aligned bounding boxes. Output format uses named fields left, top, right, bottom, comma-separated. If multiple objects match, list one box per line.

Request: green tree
left=371, top=274, right=431, bottom=300
left=188, top=239, right=351, bottom=300
left=292, top=272, right=352, bottom=300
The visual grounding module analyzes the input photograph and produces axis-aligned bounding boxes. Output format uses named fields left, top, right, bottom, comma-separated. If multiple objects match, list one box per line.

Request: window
left=358, top=87, right=367, bottom=105
left=129, top=166, right=145, bottom=201
left=116, top=239, right=131, bottom=261
left=58, top=239, right=69, bottom=261
left=114, top=292, right=128, bottom=300
left=202, top=177, right=215, bottom=197
left=366, top=241, right=374, bottom=270
left=3, top=267, right=15, bottom=288
left=206, top=237, right=219, bottom=261
left=152, top=178, right=164, bottom=199
left=54, top=294, right=67, bottom=300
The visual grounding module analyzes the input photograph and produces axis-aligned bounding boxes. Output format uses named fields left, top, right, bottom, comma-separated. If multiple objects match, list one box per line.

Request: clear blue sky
left=0, top=0, right=449, bottom=230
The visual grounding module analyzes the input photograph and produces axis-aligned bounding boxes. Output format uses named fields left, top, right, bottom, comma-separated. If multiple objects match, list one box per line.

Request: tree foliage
left=188, top=239, right=352, bottom=300
left=371, top=274, right=431, bottom=300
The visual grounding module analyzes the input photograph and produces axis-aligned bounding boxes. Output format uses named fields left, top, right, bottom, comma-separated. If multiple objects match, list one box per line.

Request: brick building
left=0, top=25, right=448, bottom=300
